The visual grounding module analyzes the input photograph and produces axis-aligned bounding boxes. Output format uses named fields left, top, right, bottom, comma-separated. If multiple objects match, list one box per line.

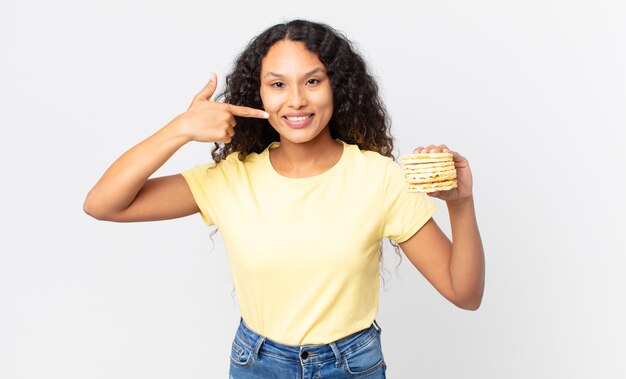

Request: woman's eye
left=307, top=79, right=320, bottom=85
left=271, top=82, right=284, bottom=88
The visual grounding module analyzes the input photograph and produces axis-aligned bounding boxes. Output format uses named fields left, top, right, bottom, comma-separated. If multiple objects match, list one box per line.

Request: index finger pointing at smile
left=228, top=104, right=270, bottom=119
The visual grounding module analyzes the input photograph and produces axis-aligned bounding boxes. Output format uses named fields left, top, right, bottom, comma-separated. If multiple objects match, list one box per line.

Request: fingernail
left=262, top=111, right=270, bottom=118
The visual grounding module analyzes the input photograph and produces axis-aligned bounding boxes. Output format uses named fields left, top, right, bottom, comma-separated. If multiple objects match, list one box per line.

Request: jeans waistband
left=234, top=318, right=382, bottom=366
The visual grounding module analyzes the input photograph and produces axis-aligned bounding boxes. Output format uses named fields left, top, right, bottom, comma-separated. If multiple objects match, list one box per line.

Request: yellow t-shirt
left=182, top=140, right=436, bottom=345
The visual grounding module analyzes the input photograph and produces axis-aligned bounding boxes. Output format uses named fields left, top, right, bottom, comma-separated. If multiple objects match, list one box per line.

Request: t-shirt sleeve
left=381, top=159, right=437, bottom=243
left=181, top=163, right=220, bottom=226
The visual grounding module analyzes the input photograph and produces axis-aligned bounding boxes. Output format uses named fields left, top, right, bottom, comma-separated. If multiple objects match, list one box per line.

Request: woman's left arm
left=399, top=144, right=485, bottom=310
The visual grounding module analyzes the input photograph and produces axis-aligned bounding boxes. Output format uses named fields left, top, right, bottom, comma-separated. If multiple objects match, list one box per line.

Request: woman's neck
left=269, top=132, right=343, bottom=178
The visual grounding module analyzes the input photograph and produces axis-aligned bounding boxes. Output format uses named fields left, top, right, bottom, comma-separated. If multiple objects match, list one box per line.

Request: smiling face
left=260, top=39, right=334, bottom=146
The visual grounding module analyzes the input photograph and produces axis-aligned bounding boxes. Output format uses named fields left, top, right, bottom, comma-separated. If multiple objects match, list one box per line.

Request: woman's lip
left=282, top=114, right=314, bottom=128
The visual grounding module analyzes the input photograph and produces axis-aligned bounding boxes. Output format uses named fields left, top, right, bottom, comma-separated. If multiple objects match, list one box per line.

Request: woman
left=84, top=19, right=484, bottom=379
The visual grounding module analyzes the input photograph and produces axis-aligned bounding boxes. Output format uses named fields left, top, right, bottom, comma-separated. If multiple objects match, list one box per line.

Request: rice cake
left=401, top=152, right=457, bottom=193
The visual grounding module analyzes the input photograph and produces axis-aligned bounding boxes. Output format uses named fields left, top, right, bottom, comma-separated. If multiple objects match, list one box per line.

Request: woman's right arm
left=83, top=73, right=269, bottom=222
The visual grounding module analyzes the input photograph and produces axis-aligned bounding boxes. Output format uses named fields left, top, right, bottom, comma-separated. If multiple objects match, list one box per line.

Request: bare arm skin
left=83, top=73, right=269, bottom=222
left=399, top=145, right=485, bottom=310
left=83, top=126, right=198, bottom=222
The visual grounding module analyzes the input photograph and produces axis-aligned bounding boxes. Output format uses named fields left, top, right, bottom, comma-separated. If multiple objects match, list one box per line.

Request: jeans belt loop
left=252, top=336, right=266, bottom=360
left=373, top=319, right=382, bottom=334
left=329, top=341, right=342, bottom=367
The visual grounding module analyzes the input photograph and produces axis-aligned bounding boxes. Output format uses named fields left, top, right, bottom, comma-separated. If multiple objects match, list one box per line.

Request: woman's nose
left=287, top=86, right=307, bottom=108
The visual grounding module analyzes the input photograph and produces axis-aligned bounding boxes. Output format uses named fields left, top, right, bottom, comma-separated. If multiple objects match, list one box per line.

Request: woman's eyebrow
left=264, top=67, right=325, bottom=79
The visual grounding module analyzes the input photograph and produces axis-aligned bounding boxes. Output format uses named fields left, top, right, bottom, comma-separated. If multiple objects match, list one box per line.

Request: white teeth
left=286, top=115, right=311, bottom=121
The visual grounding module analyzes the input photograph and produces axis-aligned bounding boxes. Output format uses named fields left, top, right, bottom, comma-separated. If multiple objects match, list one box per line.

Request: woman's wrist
left=446, top=195, right=474, bottom=212
left=161, top=115, right=194, bottom=145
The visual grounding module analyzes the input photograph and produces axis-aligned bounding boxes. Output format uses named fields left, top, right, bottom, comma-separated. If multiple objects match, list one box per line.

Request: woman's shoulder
left=217, top=149, right=265, bottom=167
left=342, top=140, right=397, bottom=168
left=188, top=149, right=263, bottom=177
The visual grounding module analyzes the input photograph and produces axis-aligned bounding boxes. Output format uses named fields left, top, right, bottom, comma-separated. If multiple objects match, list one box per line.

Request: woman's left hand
left=413, top=144, right=473, bottom=203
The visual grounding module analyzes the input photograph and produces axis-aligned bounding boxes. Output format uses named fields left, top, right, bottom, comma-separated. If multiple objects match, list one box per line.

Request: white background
left=1, top=0, right=625, bottom=378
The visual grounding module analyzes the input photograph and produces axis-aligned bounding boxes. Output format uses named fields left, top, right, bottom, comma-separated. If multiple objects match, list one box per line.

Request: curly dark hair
left=211, top=19, right=395, bottom=163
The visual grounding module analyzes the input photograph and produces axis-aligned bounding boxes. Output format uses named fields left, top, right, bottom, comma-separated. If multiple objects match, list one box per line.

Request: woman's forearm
left=83, top=120, right=190, bottom=219
left=447, top=196, right=485, bottom=309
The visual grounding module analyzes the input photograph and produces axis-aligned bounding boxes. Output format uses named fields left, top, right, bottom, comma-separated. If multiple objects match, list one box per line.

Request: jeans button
left=300, top=350, right=309, bottom=359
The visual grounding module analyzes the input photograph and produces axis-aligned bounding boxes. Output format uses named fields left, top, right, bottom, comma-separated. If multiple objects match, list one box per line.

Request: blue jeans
left=229, top=318, right=387, bottom=378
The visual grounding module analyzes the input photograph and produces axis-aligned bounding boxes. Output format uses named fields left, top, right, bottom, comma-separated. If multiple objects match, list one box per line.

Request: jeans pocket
left=230, top=339, right=253, bottom=367
left=342, top=333, right=386, bottom=376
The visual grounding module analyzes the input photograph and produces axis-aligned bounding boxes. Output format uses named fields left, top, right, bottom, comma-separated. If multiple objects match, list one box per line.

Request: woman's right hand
left=172, top=72, right=269, bottom=143
left=84, top=73, right=269, bottom=222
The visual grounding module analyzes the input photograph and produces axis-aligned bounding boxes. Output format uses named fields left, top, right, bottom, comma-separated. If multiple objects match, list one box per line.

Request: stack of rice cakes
left=401, top=152, right=457, bottom=193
